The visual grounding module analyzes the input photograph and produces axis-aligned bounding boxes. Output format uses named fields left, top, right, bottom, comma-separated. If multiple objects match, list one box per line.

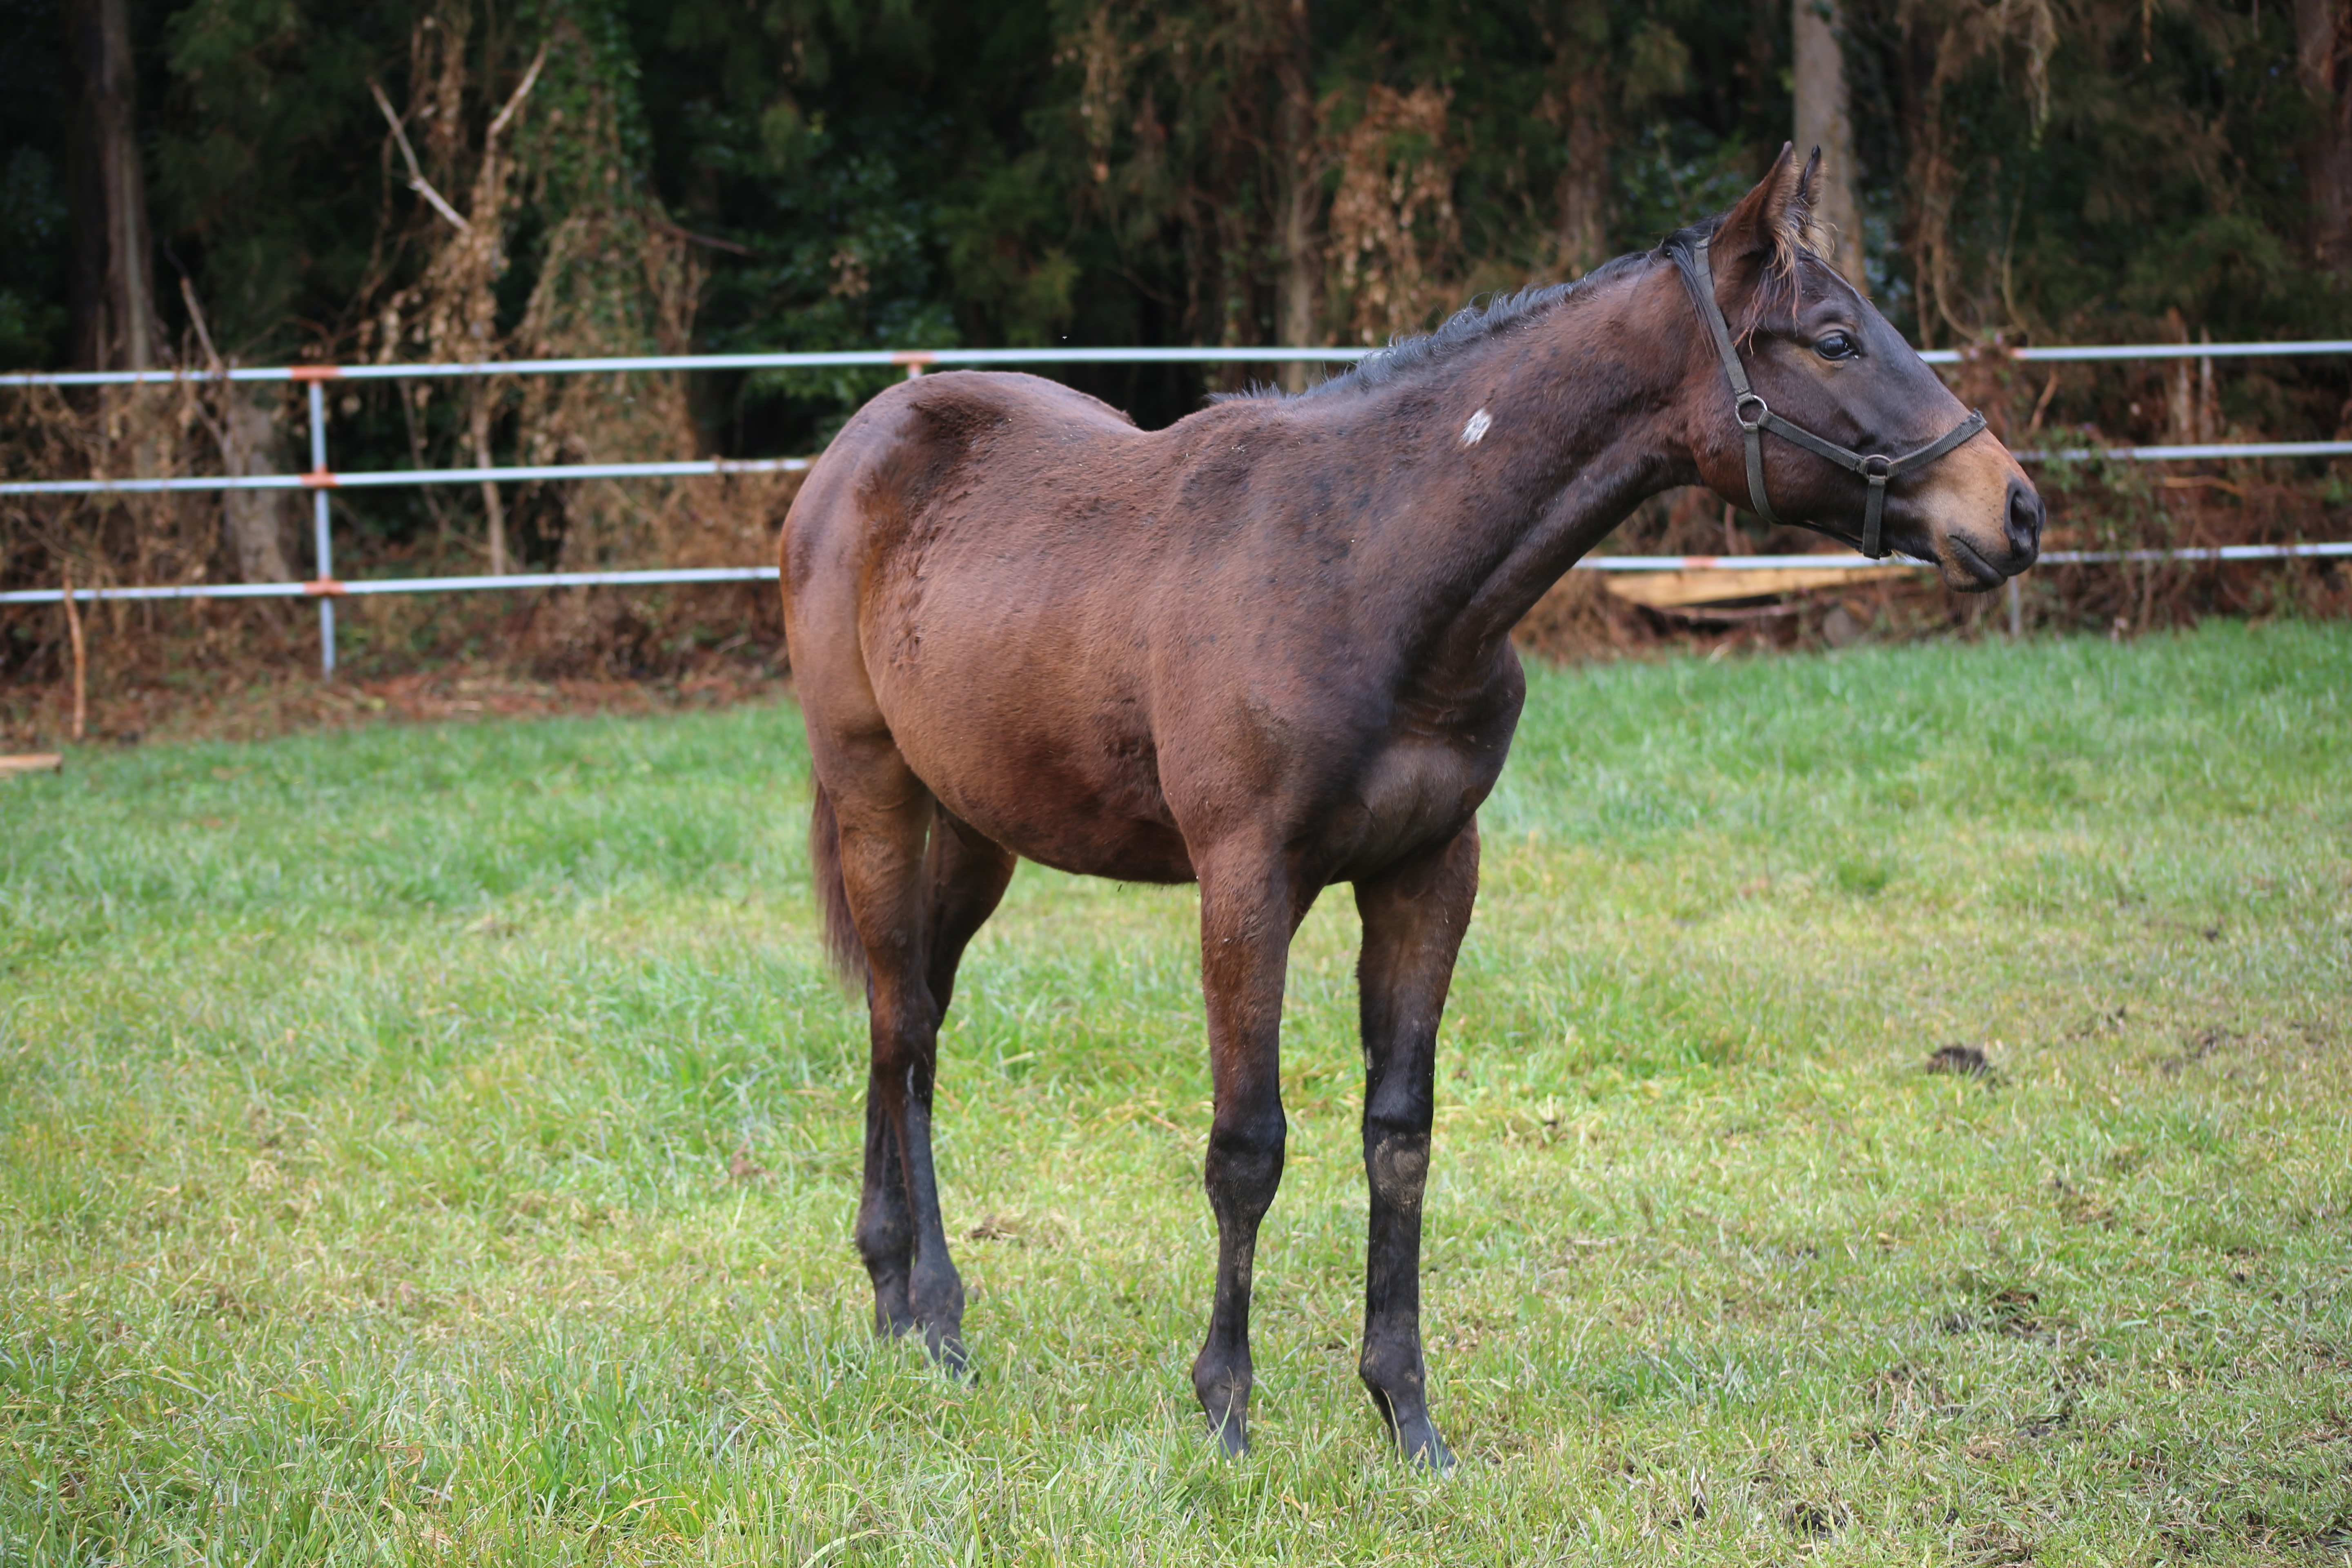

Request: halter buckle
left=1734, top=392, right=1769, bottom=432
left=1861, top=454, right=1893, bottom=481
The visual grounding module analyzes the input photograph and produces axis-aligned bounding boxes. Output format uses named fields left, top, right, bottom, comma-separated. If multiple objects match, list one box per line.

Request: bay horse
left=779, top=147, right=2041, bottom=1468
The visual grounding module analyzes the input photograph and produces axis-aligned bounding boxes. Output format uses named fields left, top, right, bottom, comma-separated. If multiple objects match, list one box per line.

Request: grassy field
left=2, top=621, right=2347, bottom=1565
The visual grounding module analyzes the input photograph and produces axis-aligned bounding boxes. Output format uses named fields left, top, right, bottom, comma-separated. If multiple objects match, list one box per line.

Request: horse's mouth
left=1940, top=534, right=2013, bottom=592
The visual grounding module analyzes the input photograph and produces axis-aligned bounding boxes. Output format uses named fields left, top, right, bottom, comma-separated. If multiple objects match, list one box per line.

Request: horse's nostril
left=2006, top=479, right=2045, bottom=557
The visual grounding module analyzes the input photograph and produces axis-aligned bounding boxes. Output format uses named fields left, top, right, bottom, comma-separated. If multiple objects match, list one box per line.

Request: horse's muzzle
left=1940, top=473, right=2045, bottom=588
left=2004, top=475, right=2045, bottom=569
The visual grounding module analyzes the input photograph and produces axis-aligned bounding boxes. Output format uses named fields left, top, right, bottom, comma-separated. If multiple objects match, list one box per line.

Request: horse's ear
left=1711, top=142, right=1824, bottom=281
left=1795, top=147, right=1830, bottom=244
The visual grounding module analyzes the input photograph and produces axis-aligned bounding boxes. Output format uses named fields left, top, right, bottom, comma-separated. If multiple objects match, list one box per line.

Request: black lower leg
left=1352, top=824, right=1476, bottom=1471
left=860, top=1042, right=969, bottom=1372
left=1192, top=1115, right=1283, bottom=1455
left=894, top=1078, right=968, bottom=1373
left=1361, top=1127, right=1450, bottom=1470
left=854, top=1083, right=916, bottom=1336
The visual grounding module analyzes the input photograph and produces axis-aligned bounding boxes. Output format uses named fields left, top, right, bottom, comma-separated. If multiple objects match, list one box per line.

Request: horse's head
left=1673, top=146, right=2040, bottom=590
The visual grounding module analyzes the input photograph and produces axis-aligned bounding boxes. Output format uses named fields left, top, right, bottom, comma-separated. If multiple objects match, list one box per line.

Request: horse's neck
left=1336, top=264, right=1695, bottom=692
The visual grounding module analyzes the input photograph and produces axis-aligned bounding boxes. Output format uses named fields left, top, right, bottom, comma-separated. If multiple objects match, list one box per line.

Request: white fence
left=5, top=343, right=2350, bottom=675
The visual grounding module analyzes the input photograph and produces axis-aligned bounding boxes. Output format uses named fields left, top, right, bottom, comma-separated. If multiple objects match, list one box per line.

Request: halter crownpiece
left=1671, top=237, right=1987, bottom=560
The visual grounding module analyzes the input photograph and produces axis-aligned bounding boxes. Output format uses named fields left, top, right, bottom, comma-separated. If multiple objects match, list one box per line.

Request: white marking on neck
left=1461, top=408, right=1492, bottom=446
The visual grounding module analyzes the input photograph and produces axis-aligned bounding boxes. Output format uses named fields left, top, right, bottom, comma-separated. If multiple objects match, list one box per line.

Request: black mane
left=1219, top=241, right=1682, bottom=403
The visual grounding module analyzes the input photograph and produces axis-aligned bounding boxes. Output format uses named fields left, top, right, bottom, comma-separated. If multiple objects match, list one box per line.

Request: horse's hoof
left=1396, top=1420, right=1455, bottom=1474
left=1206, top=1415, right=1250, bottom=1459
left=929, top=1333, right=973, bottom=1383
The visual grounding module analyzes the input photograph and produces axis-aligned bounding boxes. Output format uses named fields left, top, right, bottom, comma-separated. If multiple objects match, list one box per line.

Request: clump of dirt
left=964, top=1212, right=1065, bottom=1248
left=1926, top=1043, right=1996, bottom=1078
left=1783, top=1500, right=1849, bottom=1540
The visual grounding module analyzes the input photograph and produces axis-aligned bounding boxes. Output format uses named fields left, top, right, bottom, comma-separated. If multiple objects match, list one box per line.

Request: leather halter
left=1670, top=237, right=1987, bottom=560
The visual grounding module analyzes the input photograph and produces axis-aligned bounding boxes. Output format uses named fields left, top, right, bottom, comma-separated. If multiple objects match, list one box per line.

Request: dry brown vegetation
left=9, top=437, right=2351, bottom=753
left=4, top=223, right=2348, bottom=749
left=8, top=0, right=2352, bottom=742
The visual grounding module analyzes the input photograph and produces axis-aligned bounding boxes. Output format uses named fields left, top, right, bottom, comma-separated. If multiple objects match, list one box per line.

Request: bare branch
left=178, top=275, right=225, bottom=375
left=369, top=78, right=470, bottom=232
left=486, top=39, right=552, bottom=145
left=175, top=276, right=232, bottom=450
left=653, top=216, right=751, bottom=256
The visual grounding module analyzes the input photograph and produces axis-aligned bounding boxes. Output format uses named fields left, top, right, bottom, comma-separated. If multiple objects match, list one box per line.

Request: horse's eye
left=1815, top=331, right=1858, bottom=361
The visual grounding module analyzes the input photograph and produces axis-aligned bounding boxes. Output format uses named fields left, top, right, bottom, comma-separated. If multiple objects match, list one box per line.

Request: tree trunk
left=2296, top=0, right=2352, bottom=276
left=1555, top=66, right=1611, bottom=278
left=472, top=391, right=508, bottom=575
left=1544, top=1, right=1614, bottom=278
left=65, top=0, right=160, bottom=371
left=221, top=394, right=298, bottom=583
left=1792, top=0, right=1869, bottom=293
left=1274, top=0, right=1320, bottom=394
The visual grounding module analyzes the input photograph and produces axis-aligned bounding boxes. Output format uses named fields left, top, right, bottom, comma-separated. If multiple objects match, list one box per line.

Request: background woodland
left=4, top=0, right=2351, bottom=706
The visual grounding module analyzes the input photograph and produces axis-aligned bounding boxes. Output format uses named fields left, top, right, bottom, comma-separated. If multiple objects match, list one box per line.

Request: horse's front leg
left=1189, top=844, right=1308, bottom=1457
left=1352, top=821, right=1479, bottom=1470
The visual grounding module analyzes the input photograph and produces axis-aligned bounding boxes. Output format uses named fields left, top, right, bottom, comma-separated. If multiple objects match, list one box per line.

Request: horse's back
left=782, top=371, right=1142, bottom=592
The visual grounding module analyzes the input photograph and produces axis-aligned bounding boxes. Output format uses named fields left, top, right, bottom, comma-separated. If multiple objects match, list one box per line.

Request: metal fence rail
left=8, top=543, right=2347, bottom=610
left=0, top=457, right=809, bottom=497
left=17, top=443, right=2352, bottom=499
left=0, top=566, right=777, bottom=604
left=10, top=337, right=2352, bottom=388
left=7, top=343, right=2349, bottom=674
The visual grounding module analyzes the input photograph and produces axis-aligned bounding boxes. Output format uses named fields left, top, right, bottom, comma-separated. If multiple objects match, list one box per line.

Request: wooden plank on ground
left=0, top=754, right=65, bottom=774
left=1604, top=564, right=1916, bottom=608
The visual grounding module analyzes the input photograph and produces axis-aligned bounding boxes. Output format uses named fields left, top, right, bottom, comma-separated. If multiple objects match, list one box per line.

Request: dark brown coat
left=780, top=148, right=2040, bottom=1465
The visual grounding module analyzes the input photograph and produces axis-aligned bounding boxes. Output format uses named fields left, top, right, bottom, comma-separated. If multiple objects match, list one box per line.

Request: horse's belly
left=1010, top=816, right=1196, bottom=883
left=895, top=711, right=1196, bottom=884
left=939, top=784, right=1196, bottom=884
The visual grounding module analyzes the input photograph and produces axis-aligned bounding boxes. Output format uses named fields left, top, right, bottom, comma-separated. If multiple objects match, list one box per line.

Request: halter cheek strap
left=1673, top=237, right=1987, bottom=559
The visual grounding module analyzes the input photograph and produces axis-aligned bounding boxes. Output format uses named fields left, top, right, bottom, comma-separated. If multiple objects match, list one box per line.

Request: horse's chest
left=1318, top=728, right=1502, bottom=877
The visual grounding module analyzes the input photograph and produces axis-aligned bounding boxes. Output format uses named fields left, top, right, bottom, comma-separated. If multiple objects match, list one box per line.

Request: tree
left=1274, top=0, right=1320, bottom=391
left=1542, top=2, right=1614, bottom=278
left=1792, top=0, right=1867, bottom=292
left=65, top=0, right=159, bottom=370
left=2296, top=0, right=2352, bottom=276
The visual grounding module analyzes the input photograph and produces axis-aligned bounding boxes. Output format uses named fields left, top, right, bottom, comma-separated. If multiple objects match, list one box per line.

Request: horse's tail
left=808, top=782, right=870, bottom=990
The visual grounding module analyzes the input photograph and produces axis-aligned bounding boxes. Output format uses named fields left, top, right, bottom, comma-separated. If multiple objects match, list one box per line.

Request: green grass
left=2, top=620, right=2348, bottom=1565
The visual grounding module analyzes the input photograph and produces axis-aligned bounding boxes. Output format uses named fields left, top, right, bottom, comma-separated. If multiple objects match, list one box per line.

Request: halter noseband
left=1670, top=237, right=1987, bottom=560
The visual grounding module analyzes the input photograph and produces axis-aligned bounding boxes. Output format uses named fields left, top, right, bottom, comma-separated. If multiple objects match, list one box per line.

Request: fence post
left=307, top=379, right=334, bottom=677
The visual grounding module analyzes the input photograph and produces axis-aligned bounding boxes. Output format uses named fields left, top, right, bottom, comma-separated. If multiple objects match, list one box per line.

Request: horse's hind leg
left=921, top=805, right=1017, bottom=1022
left=832, top=762, right=933, bottom=1346
left=838, top=766, right=1014, bottom=1372
left=1352, top=822, right=1479, bottom=1471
